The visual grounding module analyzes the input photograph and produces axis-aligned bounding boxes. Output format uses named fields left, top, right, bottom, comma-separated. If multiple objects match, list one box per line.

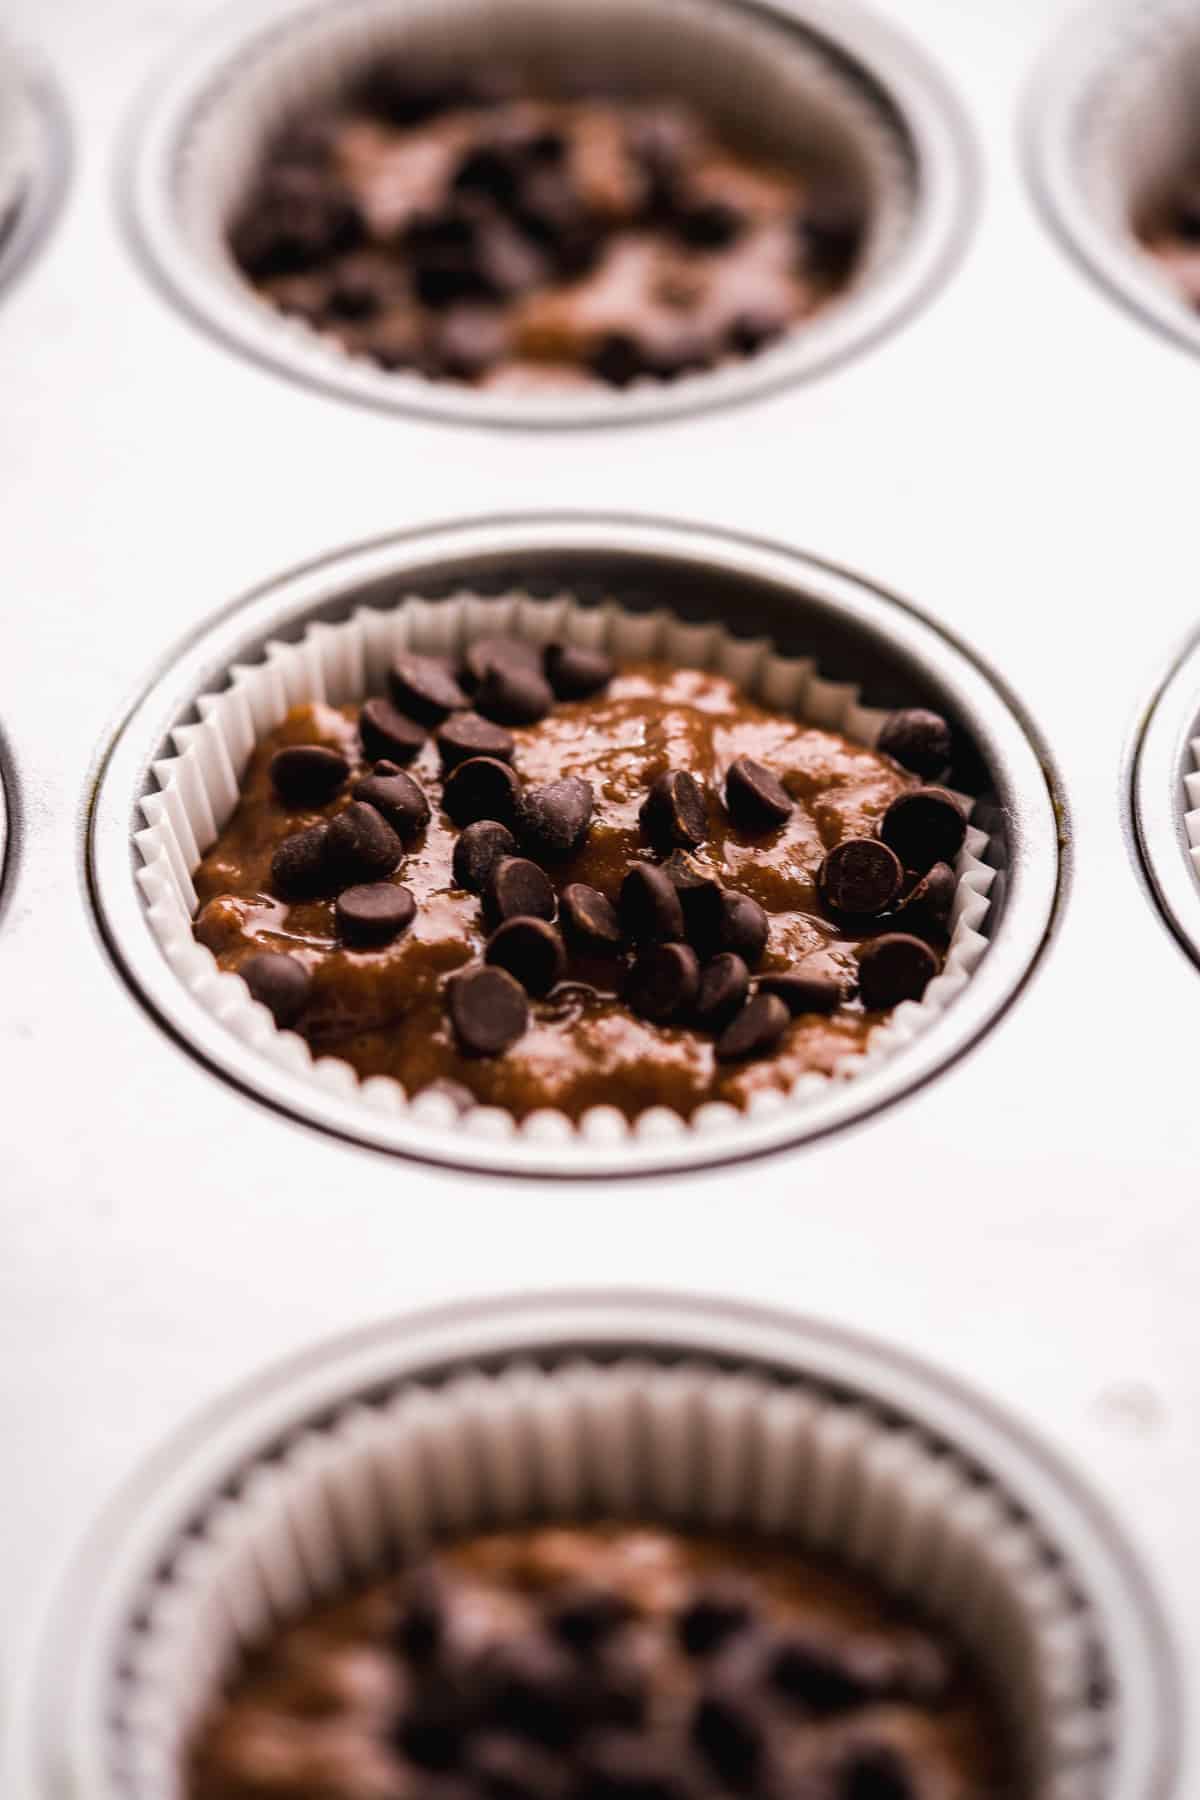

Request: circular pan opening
left=88, top=514, right=1063, bottom=1179
left=1026, top=0, right=1200, bottom=361
left=0, top=43, right=70, bottom=303
left=1130, top=628, right=1200, bottom=968
left=25, top=1293, right=1179, bottom=1800
left=121, top=0, right=974, bottom=427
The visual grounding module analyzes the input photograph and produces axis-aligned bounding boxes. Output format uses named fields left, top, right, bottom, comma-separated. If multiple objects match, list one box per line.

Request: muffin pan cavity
left=0, top=38, right=69, bottom=302
left=1131, top=629, right=1200, bottom=968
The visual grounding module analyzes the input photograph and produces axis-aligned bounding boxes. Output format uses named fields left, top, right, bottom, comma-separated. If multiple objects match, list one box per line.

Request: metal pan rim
left=1131, top=627, right=1200, bottom=970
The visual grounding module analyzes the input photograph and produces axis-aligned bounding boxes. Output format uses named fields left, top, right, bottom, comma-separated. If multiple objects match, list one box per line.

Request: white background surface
left=1, top=0, right=1197, bottom=1791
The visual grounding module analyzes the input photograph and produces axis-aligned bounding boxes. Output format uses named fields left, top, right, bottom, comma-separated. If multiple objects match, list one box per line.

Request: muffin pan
left=25, top=1294, right=1179, bottom=1799
left=0, top=37, right=68, bottom=301
left=1130, top=629, right=1200, bottom=969
left=121, top=0, right=973, bottom=424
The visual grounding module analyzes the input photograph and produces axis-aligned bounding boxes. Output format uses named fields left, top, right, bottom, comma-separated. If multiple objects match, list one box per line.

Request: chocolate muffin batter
left=193, top=648, right=966, bottom=1121
left=188, top=1523, right=1009, bottom=1800
left=231, top=73, right=863, bottom=389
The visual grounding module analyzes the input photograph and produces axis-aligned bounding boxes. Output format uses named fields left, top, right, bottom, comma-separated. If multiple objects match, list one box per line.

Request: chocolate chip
left=728, top=310, right=788, bottom=356
left=270, top=821, right=332, bottom=898
left=619, top=864, right=685, bottom=944
left=476, top=658, right=555, bottom=727
left=486, top=917, right=566, bottom=995
left=834, top=1742, right=916, bottom=1800
left=724, top=756, right=793, bottom=833
left=691, top=1676, right=768, bottom=1787
left=769, top=1632, right=878, bottom=1716
left=694, top=953, right=750, bottom=1029
left=325, top=801, right=404, bottom=886
left=398, top=1699, right=465, bottom=1772
left=757, top=969, right=841, bottom=1015
left=589, top=331, right=645, bottom=388
left=352, top=768, right=431, bottom=842
left=479, top=1635, right=585, bottom=1750
left=516, top=777, right=594, bottom=859
left=878, top=787, right=967, bottom=873
left=485, top=856, right=556, bottom=925
left=472, top=1734, right=562, bottom=1800
left=268, top=744, right=349, bottom=808
left=238, top=951, right=311, bottom=1026
left=452, top=820, right=518, bottom=893
left=715, top=993, right=790, bottom=1061
left=639, top=770, right=708, bottom=850
left=677, top=1584, right=756, bottom=1658
left=1175, top=182, right=1200, bottom=241
left=447, top=964, right=529, bottom=1056
left=433, top=305, right=508, bottom=381
left=437, top=711, right=515, bottom=771
left=628, top=942, right=700, bottom=1022
left=716, top=891, right=768, bottom=966
left=395, top=1563, right=448, bottom=1664
left=443, top=756, right=523, bottom=827
left=359, top=696, right=427, bottom=765
left=661, top=850, right=724, bottom=945
left=817, top=839, right=903, bottom=917
left=462, top=635, right=542, bottom=690
left=857, top=934, right=939, bottom=1009
left=335, top=881, right=416, bottom=946
left=547, top=1587, right=633, bottom=1655
left=389, top=651, right=469, bottom=725
left=544, top=643, right=614, bottom=700
left=576, top=1733, right=685, bottom=1800
left=452, top=141, right=523, bottom=206
left=560, top=883, right=622, bottom=951
left=797, top=192, right=863, bottom=280
left=232, top=182, right=363, bottom=280
left=875, top=708, right=952, bottom=779
left=891, top=861, right=956, bottom=940
left=677, top=198, right=744, bottom=248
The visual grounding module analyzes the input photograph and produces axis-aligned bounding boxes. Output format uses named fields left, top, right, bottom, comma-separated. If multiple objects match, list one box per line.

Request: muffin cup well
left=1130, top=628, right=1200, bottom=969
left=0, top=38, right=68, bottom=300
left=33, top=1293, right=1173, bottom=1800
left=123, top=0, right=973, bottom=425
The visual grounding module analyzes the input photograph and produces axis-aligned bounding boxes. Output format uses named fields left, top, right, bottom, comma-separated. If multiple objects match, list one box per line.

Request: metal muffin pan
left=1131, top=630, right=1200, bottom=971
left=121, top=0, right=974, bottom=427
left=23, top=1293, right=1180, bottom=1800
left=0, top=39, right=69, bottom=302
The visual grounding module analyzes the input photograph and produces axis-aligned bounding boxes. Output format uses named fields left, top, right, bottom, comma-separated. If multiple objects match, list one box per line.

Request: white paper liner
left=1182, top=722, right=1200, bottom=878
left=0, top=39, right=36, bottom=249
left=108, top=1353, right=1106, bottom=1800
left=165, top=0, right=917, bottom=407
left=132, top=588, right=995, bottom=1157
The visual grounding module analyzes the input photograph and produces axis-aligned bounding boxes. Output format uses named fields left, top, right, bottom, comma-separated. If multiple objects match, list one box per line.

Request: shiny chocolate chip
left=352, top=768, right=431, bottom=842
left=359, top=696, right=427, bottom=765
left=716, top=891, right=768, bottom=966
left=335, top=881, right=416, bottom=946
left=833, top=1741, right=916, bottom=1800
left=479, top=1635, right=586, bottom=1750
left=239, top=951, right=311, bottom=1026
left=443, top=756, right=522, bottom=827
left=876, top=708, right=952, bottom=779
left=548, top=1587, right=633, bottom=1655
left=437, top=711, right=515, bottom=771
left=389, top=651, right=469, bottom=725
left=769, top=1631, right=878, bottom=1716
left=715, top=992, right=790, bottom=1061
left=485, top=856, right=556, bottom=925
left=662, top=850, right=723, bottom=945
left=677, top=198, right=744, bottom=248
left=486, top=916, right=566, bottom=996
left=394, top=1563, right=448, bottom=1664
left=268, top=744, right=349, bottom=808
left=619, top=864, right=685, bottom=944
left=453, top=819, right=517, bottom=893
left=560, top=883, right=622, bottom=951
left=447, top=964, right=529, bottom=1056
left=628, top=941, right=700, bottom=1022
left=757, top=969, right=841, bottom=1015
left=325, top=800, right=404, bottom=886
left=544, top=642, right=614, bottom=701
left=691, top=1675, right=768, bottom=1787
left=694, top=953, right=750, bottom=1029
left=818, top=838, right=903, bottom=917
left=270, top=821, right=331, bottom=898
left=879, top=787, right=967, bottom=873
left=639, top=770, right=708, bottom=851
left=589, top=331, right=645, bottom=388
left=476, top=658, right=555, bottom=727
left=462, top=635, right=542, bottom=690
left=857, top=933, right=939, bottom=1008
left=516, top=777, right=594, bottom=859
left=728, top=310, right=788, bottom=356
left=892, top=861, right=956, bottom=940
left=677, top=1584, right=756, bottom=1658
left=724, top=756, right=793, bottom=833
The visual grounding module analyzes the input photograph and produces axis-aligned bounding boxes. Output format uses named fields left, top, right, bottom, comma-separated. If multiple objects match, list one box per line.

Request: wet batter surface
left=188, top=1524, right=1011, bottom=1800
left=192, top=658, right=946, bottom=1122
left=231, top=77, right=863, bottom=390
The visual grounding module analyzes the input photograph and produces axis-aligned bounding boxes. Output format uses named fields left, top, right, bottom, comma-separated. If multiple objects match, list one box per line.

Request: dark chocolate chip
left=857, top=933, right=939, bottom=1009
left=677, top=199, right=744, bottom=249
left=619, top=863, right=685, bottom=944
left=472, top=1734, right=562, bottom=1800
left=891, top=861, right=956, bottom=940
left=231, top=183, right=363, bottom=280
left=544, top=642, right=614, bottom=701
left=576, top=1733, right=686, bottom=1800
left=757, top=969, right=841, bottom=1015
left=462, top=635, right=542, bottom=690
left=589, top=331, right=645, bottom=388
left=878, top=787, right=967, bottom=873
left=485, top=856, right=556, bottom=925
left=447, top=964, right=529, bottom=1056
left=239, top=951, right=311, bottom=1026
left=796, top=192, right=863, bottom=280
left=479, top=1635, right=585, bottom=1750
left=547, top=1587, right=633, bottom=1655
left=486, top=917, right=566, bottom=995
left=691, top=1675, right=768, bottom=1788
left=677, top=1584, right=755, bottom=1658
left=715, top=992, right=790, bottom=1061
left=476, top=658, right=555, bottom=727
left=728, top=310, right=788, bottom=356
left=516, top=776, right=594, bottom=859
left=359, top=695, right=428, bottom=764
left=834, top=1741, right=916, bottom=1800
left=398, top=1699, right=465, bottom=1772
left=875, top=708, right=953, bottom=779
left=817, top=838, right=903, bottom=917
left=724, top=756, right=793, bottom=833
left=395, top=1563, right=448, bottom=1664
left=559, top=883, right=622, bottom=951
left=433, top=305, right=508, bottom=381
left=769, top=1631, right=877, bottom=1716
left=452, top=141, right=523, bottom=206
left=628, top=941, right=700, bottom=1022
left=443, top=756, right=523, bottom=827
left=1175, top=182, right=1200, bottom=241
left=325, top=801, right=404, bottom=886
left=270, top=821, right=332, bottom=898
left=389, top=651, right=469, bottom=725
left=661, top=850, right=724, bottom=946
left=452, top=819, right=518, bottom=893
left=335, top=881, right=416, bottom=946
left=437, top=711, right=515, bottom=771
left=716, top=891, right=769, bottom=966
left=639, top=770, right=708, bottom=851
left=694, top=953, right=750, bottom=1029
left=352, top=769, right=431, bottom=842
left=268, top=744, right=349, bottom=808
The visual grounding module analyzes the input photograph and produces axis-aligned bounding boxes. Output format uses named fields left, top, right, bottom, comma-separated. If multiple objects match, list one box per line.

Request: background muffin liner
left=133, top=589, right=994, bottom=1156
left=110, top=1348, right=1106, bottom=1799
left=165, top=0, right=917, bottom=407
left=1182, top=723, right=1200, bottom=878
left=0, top=37, right=35, bottom=252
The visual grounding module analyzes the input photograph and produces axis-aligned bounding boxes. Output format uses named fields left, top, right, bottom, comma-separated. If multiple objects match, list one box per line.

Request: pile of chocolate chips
left=378, top=1558, right=950, bottom=1800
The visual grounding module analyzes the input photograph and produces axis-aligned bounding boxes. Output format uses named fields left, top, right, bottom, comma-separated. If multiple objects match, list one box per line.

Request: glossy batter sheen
left=193, top=662, right=918, bottom=1119
left=187, top=1524, right=1007, bottom=1800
